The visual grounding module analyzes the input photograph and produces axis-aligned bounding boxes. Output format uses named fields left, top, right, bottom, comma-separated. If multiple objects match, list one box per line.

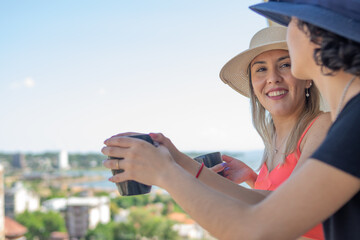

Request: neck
left=272, top=113, right=299, bottom=140
left=312, top=71, right=360, bottom=121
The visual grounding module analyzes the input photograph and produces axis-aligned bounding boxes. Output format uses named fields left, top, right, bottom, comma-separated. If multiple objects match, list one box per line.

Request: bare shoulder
left=296, top=112, right=332, bottom=168
left=307, top=111, right=332, bottom=136
left=315, top=111, right=331, bottom=126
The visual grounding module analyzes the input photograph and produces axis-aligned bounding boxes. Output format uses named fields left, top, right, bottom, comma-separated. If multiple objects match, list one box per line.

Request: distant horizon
left=0, top=149, right=264, bottom=155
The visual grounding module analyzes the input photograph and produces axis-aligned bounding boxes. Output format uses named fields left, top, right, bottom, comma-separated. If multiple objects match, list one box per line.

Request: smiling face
left=250, top=49, right=311, bottom=118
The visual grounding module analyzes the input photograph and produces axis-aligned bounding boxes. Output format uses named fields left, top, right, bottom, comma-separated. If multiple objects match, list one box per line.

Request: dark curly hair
left=297, top=20, right=360, bottom=76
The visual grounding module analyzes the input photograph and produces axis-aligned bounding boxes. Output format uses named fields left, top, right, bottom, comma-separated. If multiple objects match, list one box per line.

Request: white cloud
left=10, top=77, right=35, bottom=89
left=24, top=77, right=35, bottom=88
left=98, top=88, right=106, bottom=95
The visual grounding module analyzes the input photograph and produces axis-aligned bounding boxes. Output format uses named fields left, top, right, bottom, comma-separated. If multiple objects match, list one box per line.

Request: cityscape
left=1, top=1, right=267, bottom=239
left=1, top=150, right=249, bottom=240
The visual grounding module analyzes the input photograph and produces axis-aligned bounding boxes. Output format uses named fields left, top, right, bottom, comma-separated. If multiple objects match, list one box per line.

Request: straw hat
left=220, top=26, right=288, bottom=98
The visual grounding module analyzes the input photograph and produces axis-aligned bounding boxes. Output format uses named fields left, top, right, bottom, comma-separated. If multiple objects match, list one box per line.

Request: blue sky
left=0, top=0, right=268, bottom=153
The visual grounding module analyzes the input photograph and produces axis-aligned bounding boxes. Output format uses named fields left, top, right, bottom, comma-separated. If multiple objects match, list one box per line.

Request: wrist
left=251, top=170, right=258, bottom=182
left=247, top=171, right=258, bottom=187
left=195, top=162, right=205, bottom=178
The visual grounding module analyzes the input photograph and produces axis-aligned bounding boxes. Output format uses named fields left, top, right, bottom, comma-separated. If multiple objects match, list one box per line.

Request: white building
left=173, top=223, right=205, bottom=239
left=41, top=196, right=110, bottom=238
left=169, top=212, right=216, bottom=240
left=42, top=198, right=68, bottom=212
left=113, top=209, right=130, bottom=223
left=66, top=196, right=110, bottom=229
left=58, top=150, right=70, bottom=169
left=5, top=182, right=40, bottom=219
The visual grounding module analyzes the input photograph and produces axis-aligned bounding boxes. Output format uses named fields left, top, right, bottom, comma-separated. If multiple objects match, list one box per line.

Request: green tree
left=86, top=208, right=179, bottom=240
left=128, top=208, right=179, bottom=240
left=16, top=211, right=66, bottom=240
left=16, top=211, right=44, bottom=239
left=85, top=223, right=114, bottom=240
left=113, top=222, right=138, bottom=240
left=110, top=201, right=120, bottom=220
left=86, top=221, right=138, bottom=240
left=112, top=194, right=150, bottom=209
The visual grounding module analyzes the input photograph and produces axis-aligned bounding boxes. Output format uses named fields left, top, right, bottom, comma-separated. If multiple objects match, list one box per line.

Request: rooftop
left=4, top=217, right=27, bottom=237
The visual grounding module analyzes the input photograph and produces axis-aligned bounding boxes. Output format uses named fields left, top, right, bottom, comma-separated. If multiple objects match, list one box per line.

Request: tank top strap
left=296, top=115, right=321, bottom=156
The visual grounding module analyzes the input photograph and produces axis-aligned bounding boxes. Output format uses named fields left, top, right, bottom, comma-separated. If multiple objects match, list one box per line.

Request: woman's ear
left=305, top=80, right=313, bottom=89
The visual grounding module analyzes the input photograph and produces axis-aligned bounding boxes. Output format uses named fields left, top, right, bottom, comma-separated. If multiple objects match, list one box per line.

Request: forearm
left=176, top=153, right=265, bottom=204
left=161, top=160, right=360, bottom=240
left=161, top=163, right=258, bottom=240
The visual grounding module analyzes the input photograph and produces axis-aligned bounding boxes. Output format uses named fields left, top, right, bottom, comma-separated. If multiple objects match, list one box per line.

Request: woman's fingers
left=222, top=155, right=235, bottom=163
left=102, top=132, right=177, bottom=187
left=111, top=132, right=144, bottom=138
left=103, top=158, right=124, bottom=170
left=149, top=132, right=165, bottom=142
left=104, top=156, right=134, bottom=182
left=101, top=145, right=128, bottom=159
left=149, top=132, right=180, bottom=157
left=104, top=135, right=151, bottom=148
left=109, top=168, right=131, bottom=183
left=104, top=136, right=129, bottom=147
left=149, top=132, right=172, bottom=147
left=210, top=163, right=226, bottom=173
left=102, top=137, right=156, bottom=162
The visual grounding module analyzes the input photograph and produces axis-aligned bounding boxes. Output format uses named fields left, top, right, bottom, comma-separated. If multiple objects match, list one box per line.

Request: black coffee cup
left=109, top=134, right=154, bottom=196
left=194, top=152, right=225, bottom=176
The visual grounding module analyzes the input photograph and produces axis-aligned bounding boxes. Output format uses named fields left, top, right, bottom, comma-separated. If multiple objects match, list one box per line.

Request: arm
left=149, top=133, right=265, bottom=202
left=164, top=159, right=359, bottom=240
left=102, top=137, right=360, bottom=239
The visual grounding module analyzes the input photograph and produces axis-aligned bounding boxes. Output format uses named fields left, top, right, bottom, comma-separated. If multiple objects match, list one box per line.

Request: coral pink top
left=254, top=116, right=324, bottom=240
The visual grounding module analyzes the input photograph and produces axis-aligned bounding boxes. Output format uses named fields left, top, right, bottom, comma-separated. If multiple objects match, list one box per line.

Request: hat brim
left=220, top=41, right=288, bottom=97
left=249, top=2, right=360, bottom=43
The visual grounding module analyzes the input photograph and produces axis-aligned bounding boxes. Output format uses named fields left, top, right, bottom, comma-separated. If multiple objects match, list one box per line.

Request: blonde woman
left=210, top=26, right=330, bottom=240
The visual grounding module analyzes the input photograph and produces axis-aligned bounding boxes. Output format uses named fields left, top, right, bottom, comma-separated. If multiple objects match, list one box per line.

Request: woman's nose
left=267, top=70, right=282, bottom=84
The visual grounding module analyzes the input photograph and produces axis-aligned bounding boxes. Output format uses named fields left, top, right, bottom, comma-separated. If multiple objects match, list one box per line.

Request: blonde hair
left=248, top=65, right=321, bottom=170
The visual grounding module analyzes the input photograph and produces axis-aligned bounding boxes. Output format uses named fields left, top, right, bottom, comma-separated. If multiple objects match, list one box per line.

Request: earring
left=306, top=88, right=310, bottom=98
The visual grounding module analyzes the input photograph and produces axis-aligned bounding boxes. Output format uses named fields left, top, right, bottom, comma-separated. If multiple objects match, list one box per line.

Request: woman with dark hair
left=102, top=1, right=360, bottom=239
left=248, top=1, right=360, bottom=238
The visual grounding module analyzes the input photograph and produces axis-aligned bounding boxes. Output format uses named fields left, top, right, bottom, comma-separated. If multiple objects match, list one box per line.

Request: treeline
left=0, top=151, right=244, bottom=170
left=0, top=152, right=105, bottom=169
left=16, top=194, right=186, bottom=240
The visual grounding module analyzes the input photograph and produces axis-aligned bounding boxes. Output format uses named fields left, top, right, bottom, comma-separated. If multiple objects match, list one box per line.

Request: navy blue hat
left=249, top=0, right=360, bottom=43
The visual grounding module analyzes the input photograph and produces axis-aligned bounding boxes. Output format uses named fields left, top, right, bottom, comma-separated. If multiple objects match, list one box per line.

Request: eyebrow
left=251, top=55, right=290, bottom=68
left=278, top=56, right=290, bottom=62
left=251, top=61, right=265, bottom=68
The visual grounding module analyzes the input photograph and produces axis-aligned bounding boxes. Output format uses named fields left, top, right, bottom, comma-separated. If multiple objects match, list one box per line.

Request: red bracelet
left=196, top=162, right=205, bottom=178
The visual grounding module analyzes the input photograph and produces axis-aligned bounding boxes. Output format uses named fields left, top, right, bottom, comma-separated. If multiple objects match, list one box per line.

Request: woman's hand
left=102, top=135, right=177, bottom=187
left=149, top=132, right=189, bottom=164
left=211, top=155, right=258, bottom=187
